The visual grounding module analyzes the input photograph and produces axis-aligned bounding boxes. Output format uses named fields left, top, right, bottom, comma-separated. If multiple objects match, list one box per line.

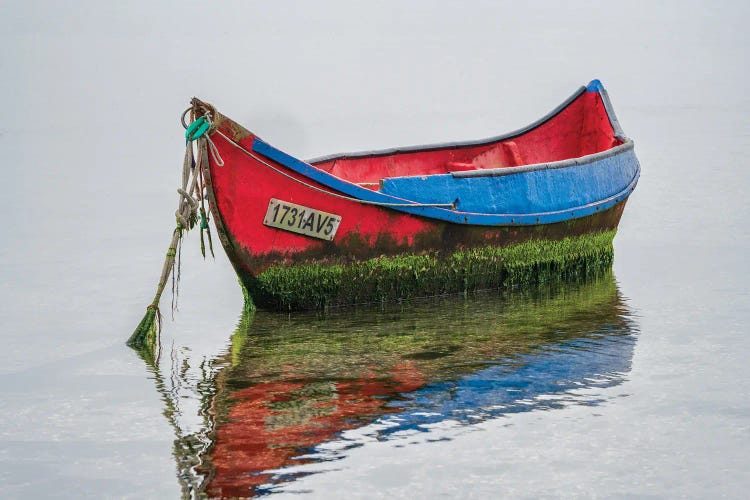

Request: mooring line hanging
left=130, top=105, right=453, bottom=349
left=128, top=135, right=210, bottom=348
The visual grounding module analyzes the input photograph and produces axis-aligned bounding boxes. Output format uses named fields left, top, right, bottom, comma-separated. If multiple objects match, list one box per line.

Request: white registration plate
left=263, top=198, right=342, bottom=241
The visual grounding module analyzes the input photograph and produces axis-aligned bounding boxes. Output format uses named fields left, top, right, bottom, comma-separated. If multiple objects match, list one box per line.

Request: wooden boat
left=190, top=80, right=639, bottom=311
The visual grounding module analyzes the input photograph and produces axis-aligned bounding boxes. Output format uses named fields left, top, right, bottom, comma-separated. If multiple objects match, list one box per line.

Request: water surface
left=143, top=275, right=635, bottom=497
left=1, top=1, right=749, bottom=498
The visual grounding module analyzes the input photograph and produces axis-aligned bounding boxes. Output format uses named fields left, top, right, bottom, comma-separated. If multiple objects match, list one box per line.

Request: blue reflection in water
left=146, top=274, right=638, bottom=497
left=262, top=307, right=637, bottom=495
left=380, top=331, right=635, bottom=437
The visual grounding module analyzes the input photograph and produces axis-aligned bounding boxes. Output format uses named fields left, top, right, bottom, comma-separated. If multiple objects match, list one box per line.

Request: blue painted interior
left=251, top=130, right=639, bottom=226
left=377, top=329, right=635, bottom=437
left=380, top=149, right=639, bottom=216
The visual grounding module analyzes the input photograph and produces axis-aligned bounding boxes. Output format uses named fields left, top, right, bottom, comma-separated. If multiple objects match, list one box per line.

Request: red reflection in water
left=205, top=363, right=424, bottom=498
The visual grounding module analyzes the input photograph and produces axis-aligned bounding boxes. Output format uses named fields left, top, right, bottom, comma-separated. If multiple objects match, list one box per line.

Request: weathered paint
left=196, top=81, right=638, bottom=311
left=242, top=83, right=640, bottom=226
left=379, top=146, right=639, bottom=218
left=250, top=138, right=639, bottom=225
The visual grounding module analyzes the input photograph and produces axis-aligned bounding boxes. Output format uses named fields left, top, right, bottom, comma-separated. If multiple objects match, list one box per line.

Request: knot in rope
left=177, top=188, right=198, bottom=209
left=175, top=211, right=189, bottom=231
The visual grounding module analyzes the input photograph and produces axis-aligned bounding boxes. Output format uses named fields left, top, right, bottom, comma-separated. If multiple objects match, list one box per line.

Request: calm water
left=148, top=275, right=636, bottom=498
left=2, top=1, right=749, bottom=498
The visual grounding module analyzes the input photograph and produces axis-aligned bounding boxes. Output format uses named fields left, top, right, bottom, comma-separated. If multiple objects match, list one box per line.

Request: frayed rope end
left=127, top=305, right=161, bottom=349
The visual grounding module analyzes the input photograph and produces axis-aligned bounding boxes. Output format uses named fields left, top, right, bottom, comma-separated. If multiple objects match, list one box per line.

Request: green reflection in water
left=225, top=269, right=627, bottom=392
left=136, top=270, right=633, bottom=498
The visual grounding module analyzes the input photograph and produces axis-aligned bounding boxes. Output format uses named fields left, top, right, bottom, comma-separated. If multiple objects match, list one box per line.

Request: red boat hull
left=196, top=82, right=637, bottom=310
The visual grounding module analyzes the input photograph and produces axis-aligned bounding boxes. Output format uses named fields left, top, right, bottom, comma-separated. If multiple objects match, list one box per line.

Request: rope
left=130, top=105, right=452, bottom=349
left=206, top=135, right=225, bottom=167
left=128, top=136, right=210, bottom=348
left=212, top=129, right=456, bottom=209
left=174, top=144, right=200, bottom=231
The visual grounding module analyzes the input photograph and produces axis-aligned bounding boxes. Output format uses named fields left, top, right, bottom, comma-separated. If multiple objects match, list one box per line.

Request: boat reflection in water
left=143, top=272, right=637, bottom=498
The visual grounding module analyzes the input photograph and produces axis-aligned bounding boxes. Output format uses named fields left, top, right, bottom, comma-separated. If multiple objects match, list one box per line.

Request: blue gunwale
left=251, top=138, right=639, bottom=226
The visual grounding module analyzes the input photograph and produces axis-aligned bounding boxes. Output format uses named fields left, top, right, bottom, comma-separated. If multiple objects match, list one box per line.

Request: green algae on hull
left=229, top=270, right=624, bottom=375
left=241, top=230, right=617, bottom=311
